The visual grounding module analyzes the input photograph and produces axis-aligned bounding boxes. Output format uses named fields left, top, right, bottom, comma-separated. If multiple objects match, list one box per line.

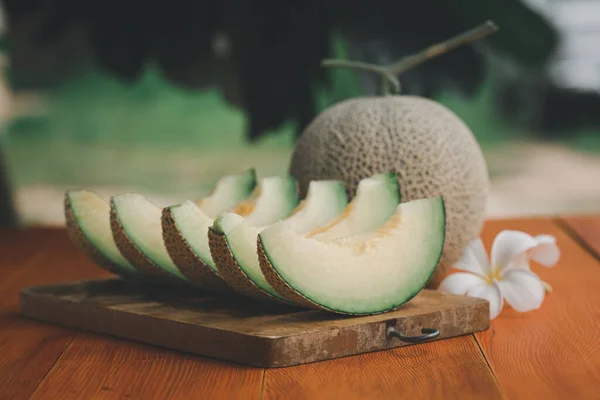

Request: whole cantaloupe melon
left=289, top=95, right=489, bottom=288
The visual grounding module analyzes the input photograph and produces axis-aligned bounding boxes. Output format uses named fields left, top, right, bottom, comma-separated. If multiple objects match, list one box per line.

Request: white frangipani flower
left=439, top=230, right=560, bottom=320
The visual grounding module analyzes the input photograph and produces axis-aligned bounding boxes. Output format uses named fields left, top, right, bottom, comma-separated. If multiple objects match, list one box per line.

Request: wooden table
left=1, top=216, right=600, bottom=399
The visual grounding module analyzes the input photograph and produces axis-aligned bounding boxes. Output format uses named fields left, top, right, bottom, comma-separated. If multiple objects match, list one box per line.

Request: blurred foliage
left=2, top=0, right=564, bottom=141
left=2, top=17, right=599, bottom=198
left=563, top=129, right=600, bottom=154
left=5, top=68, right=296, bottom=149
left=4, top=32, right=517, bottom=151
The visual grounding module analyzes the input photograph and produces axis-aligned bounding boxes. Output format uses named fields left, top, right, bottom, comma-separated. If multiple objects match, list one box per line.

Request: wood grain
left=0, top=317, right=73, bottom=400
left=475, top=218, right=600, bottom=400
left=21, top=279, right=489, bottom=367
left=29, top=333, right=264, bottom=400
left=561, top=216, right=600, bottom=259
left=0, top=229, right=263, bottom=400
left=1, top=227, right=62, bottom=269
left=1, top=229, right=262, bottom=399
left=0, top=228, right=105, bottom=400
left=263, top=336, right=504, bottom=400
left=5, top=216, right=600, bottom=399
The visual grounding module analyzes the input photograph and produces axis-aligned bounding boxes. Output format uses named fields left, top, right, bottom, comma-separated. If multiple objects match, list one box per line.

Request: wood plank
left=263, top=336, right=504, bottom=400
left=15, top=230, right=263, bottom=398
left=560, top=215, right=600, bottom=259
left=10, top=217, right=599, bottom=397
left=0, top=229, right=262, bottom=399
left=475, top=218, right=600, bottom=400
left=0, top=229, right=109, bottom=297
left=29, top=333, right=264, bottom=400
left=0, top=228, right=108, bottom=400
left=0, top=227, right=61, bottom=267
left=21, top=279, right=489, bottom=367
left=0, top=317, right=74, bottom=400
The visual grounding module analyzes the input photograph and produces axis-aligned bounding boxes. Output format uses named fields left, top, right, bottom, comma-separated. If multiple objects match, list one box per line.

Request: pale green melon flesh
left=175, top=175, right=298, bottom=274
left=67, top=191, right=138, bottom=274
left=169, top=200, right=218, bottom=270
left=167, top=169, right=258, bottom=270
left=309, top=172, right=400, bottom=241
left=243, top=176, right=299, bottom=226
left=112, top=169, right=258, bottom=279
left=216, top=180, right=347, bottom=297
left=259, top=197, right=446, bottom=314
left=112, top=194, right=187, bottom=279
left=196, top=168, right=256, bottom=218
left=281, top=180, right=348, bottom=232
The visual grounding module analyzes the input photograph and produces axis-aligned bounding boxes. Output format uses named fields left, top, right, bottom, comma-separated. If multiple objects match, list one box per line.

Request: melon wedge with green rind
left=164, top=174, right=294, bottom=292
left=212, top=172, right=400, bottom=303
left=111, top=169, right=257, bottom=284
left=258, top=196, right=446, bottom=315
left=212, top=180, right=347, bottom=300
left=306, top=172, right=401, bottom=241
left=162, top=201, right=232, bottom=291
left=208, top=176, right=299, bottom=300
left=162, top=169, right=257, bottom=290
left=65, top=190, right=140, bottom=278
left=111, top=194, right=188, bottom=283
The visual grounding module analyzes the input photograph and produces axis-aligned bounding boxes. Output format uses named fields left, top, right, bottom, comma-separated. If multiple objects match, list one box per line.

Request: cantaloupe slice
left=162, top=201, right=232, bottom=291
left=162, top=175, right=296, bottom=291
left=161, top=169, right=259, bottom=291
left=205, top=176, right=299, bottom=299
left=258, top=197, right=446, bottom=315
left=110, top=169, right=256, bottom=283
left=211, top=180, right=347, bottom=301
left=65, top=190, right=140, bottom=278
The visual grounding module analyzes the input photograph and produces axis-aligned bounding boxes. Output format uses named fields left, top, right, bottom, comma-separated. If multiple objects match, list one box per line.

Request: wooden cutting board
left=20, top=278, right=490, bottom=368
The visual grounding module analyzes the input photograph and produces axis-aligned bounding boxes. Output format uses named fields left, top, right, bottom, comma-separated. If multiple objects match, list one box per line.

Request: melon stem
left=321, top=20, right=499, bottom=96
left=321, top=59, right=400, bottom=94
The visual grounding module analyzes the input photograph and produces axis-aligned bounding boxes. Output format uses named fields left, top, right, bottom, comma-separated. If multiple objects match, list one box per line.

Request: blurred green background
left=1, top=0, right=600, bottom=226
left=2, top=43, right=511, bottom=194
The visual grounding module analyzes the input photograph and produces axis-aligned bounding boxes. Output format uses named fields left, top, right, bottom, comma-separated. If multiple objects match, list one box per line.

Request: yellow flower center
left=487, top=265, right=502, bottom=284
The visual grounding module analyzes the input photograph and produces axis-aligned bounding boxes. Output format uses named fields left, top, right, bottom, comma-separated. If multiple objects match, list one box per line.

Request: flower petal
left=506, top=253, right=531, bottom=270
left=467, top=281, right=504, bottom=320
left=438, top=272, right=487, bottom=295
left=530, top=234, right=560, bottom=267
left=498, top=269, right=545, bottom=312
left=491, top=230, right=539, bottom=272
left=453, top=238, right=491, bottom=276
left=535, top=234, right=556, bottom=243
